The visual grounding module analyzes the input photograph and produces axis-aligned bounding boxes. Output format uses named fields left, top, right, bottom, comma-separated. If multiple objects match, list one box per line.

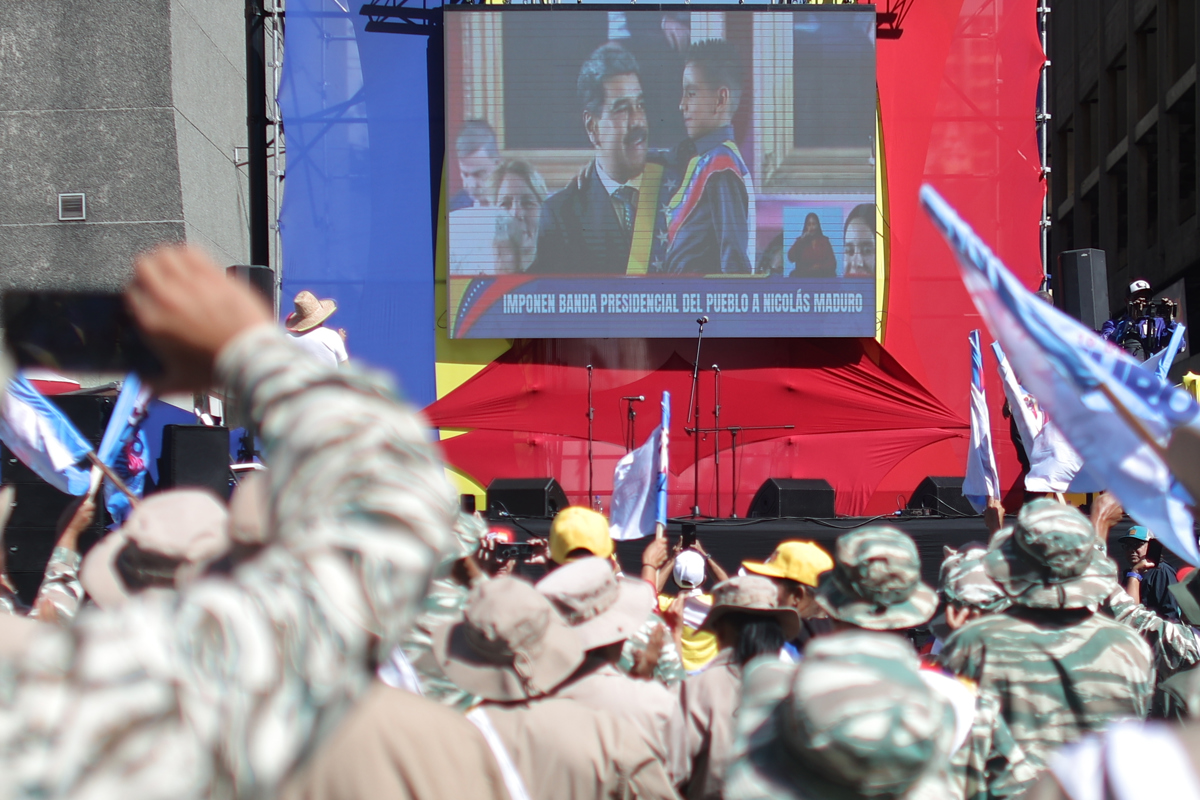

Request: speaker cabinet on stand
left=746, top=478, right=836, bottom=518
left=486, top=478, right=570, bottom=520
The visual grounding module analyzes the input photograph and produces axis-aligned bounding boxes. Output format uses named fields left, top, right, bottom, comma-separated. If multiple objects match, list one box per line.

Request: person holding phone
left=1120, top=526, right=1181, bottom=620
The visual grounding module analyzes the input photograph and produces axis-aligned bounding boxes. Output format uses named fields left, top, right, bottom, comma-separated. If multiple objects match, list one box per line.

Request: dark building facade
left=1050, top=0, right=1198, bottom=369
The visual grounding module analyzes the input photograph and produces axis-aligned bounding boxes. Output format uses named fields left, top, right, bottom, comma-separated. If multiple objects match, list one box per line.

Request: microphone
left=621, top=395, right=646, bottom=402
left=696, top=316, right=709, bottom=325
left=711, top=364, right=720, bottom=372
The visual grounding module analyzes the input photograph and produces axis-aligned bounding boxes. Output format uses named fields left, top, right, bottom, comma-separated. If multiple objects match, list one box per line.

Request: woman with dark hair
left=678, top=576, right=799, bottom=800
left=787, top=212, right=837, bottom=278
left=842, top=203, right=877, bottom=278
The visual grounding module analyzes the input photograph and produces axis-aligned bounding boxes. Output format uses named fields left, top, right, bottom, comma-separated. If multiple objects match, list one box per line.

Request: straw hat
left=536, top=557, right=655, bottom=650
left=285, top=290, right=338, bottom=332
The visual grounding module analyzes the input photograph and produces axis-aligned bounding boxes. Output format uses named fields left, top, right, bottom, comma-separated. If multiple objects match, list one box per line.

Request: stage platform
left=497, top=515, right=1149, bottom=588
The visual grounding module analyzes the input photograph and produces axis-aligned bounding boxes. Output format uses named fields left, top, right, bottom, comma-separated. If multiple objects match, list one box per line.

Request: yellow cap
left=549, top=506, right=614, bottom=565
left=742, top=541, right=833, bottom=587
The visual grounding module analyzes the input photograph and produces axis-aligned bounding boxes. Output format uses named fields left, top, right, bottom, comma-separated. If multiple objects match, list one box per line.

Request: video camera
left=1133, top=296, right=1178, bottom=323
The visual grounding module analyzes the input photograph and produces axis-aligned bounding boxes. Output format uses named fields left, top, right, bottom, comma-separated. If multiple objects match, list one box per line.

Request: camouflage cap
left=939, top=544, right=1010, bottom=613
left=983, top=499, right=1117, bottom=610
left=725, top=631, right=955, bottom=800
left=816, top=526, right=937, bottom=630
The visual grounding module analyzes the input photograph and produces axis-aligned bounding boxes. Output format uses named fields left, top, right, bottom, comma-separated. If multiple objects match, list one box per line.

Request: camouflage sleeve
left=1104, top=586, right=1200, bottom=675
left=618, top=614, right=687, bottom=686
left=0, top=326, right=457, bottom=799
left=28, top=546, right=83, bottom=624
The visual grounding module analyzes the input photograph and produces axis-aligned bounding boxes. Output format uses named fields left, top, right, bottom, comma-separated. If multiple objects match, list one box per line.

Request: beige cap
left=700, top=575, right=801, bottom=641
left=80, top=489, right=231, bottom=609
left=433, top=576, right=584, bottom=702
left=536, top=557, right=655, bottom=650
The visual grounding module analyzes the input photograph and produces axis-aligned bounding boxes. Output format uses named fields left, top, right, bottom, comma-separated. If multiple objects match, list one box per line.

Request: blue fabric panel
left=278, top=0, right=437, bottom=406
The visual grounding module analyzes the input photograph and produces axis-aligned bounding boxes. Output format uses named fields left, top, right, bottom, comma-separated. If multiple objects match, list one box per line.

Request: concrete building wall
left=0, top=0, right=249, bottom=291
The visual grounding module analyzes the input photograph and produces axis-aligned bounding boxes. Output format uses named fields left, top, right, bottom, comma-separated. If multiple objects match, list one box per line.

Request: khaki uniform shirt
left=556, top=661, right=690, bottom=786
left=481, top=695, right=680, bottom=800
left=279, top=681, right=507, bottom=800
left=680, top=648, right=742, bottom=800
left=0, top=327, right=457, bottom=799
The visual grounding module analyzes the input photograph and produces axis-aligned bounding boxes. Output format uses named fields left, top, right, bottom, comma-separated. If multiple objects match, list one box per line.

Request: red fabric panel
left=428, top=0, right=1046, bottom=517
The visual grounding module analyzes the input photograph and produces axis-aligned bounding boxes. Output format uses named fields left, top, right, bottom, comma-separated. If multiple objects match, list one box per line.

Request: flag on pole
left=95, top=374, right=153, bottom=526
left=962, top=330, right=1001, bottom=512
left=0, top=374, right=93, bottom=495
left=921, top=184, right=1200, bottom=565
left=1141, top=324, right=1187, bottom=382
left=992, top=342, right=1098, bottom=493
left=611, top=391, right=670, bottom=541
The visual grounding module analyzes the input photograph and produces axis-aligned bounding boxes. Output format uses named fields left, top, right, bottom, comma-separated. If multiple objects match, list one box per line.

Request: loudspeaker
left=487, top=478, right=569, bottom=520
left=907, top=476, right=975, bottom=516
left=227, top=265, right=276, bottom=312
left=1054, top=249, right=1110, bottom=331
left=158, top=425, right=232, bottom=499
left=747, top=478, right=836, bottom=518
left=0, top=394, right=114, bottom=604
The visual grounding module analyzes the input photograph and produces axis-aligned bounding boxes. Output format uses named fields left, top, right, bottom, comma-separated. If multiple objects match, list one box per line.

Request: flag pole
left=86, top=452, right=140, bottom=507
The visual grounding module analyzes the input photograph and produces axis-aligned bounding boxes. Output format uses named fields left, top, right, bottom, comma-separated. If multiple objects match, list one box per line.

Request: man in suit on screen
left=530, top=43, right=665, bottom=276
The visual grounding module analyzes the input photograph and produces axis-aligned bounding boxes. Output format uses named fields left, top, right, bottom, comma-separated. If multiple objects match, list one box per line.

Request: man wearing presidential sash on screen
left=529, top=44, right=661, bottom=276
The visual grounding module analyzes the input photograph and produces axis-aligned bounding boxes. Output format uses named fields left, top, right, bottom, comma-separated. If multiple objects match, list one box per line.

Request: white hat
left=1128, top=279, right=1152, bottom=296
left=674, top=549, right=707, bottom=590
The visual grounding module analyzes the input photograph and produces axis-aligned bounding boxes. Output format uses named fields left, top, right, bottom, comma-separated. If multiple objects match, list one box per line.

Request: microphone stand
left=712, top=365, right=721, bottom=518
left=624, top=397, right=638, bottom=452
left=690, top=422, right=795, bottom=517
left=587, top=365, right=594, bottom=509
left=685, top=317, right=707, bottom=517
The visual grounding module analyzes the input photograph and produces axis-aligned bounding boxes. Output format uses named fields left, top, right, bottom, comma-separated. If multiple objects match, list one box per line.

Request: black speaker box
left=907, top=476, right=975, bottom=516
left=747, top=478, right=836, bottom=518
left=158, top=425, right=232, bottom=499
left=0, top=394, right=114, bottom=604
left=487, top=478, right=569, bottom=520
left=1054, top=249, right=1110, bottom=331
left=227, top=264, right=276, bottom=313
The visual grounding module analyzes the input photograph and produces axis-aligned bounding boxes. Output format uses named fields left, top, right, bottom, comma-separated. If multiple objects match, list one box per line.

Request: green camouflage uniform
left=725, top=630, right=956, bottom=800
left=618, top=614, right=687, bottom=686
left=390, top=511, right=485, bottom=708
left=816, top=525, right=938, bottom=630
left=939, top=500, right=1154, bottom=798
left=0, top=326, right=457, bottom=799
left=0, top=546, right=84, bottom=623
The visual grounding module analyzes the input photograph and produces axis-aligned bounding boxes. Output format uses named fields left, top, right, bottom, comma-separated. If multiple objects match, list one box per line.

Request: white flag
left=962, top=330, right=1001, bottom=512
left=610, top=392, right=669, bottom=541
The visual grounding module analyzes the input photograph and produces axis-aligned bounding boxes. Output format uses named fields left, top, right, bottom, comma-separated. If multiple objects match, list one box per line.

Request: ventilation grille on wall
left=58, top=193, right=86, bottom=221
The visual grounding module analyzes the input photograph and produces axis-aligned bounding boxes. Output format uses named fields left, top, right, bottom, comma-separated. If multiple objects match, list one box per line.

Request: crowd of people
left=0, top=244, right=1197, bottom=799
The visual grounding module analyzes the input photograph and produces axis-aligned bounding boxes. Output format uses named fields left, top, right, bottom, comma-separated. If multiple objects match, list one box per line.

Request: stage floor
left=498, top=514, right=1149, bottom=588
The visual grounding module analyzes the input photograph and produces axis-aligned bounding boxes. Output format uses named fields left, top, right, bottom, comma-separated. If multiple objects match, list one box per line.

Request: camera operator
left=1101, top=279, right=1179, bottom=361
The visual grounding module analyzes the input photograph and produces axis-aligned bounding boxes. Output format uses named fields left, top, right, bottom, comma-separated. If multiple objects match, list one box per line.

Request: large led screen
left=445, top=6, right=877, bottom=338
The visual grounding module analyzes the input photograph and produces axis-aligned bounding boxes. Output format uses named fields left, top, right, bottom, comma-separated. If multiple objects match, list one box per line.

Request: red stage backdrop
left=425, top=0, right=1046, bottom=517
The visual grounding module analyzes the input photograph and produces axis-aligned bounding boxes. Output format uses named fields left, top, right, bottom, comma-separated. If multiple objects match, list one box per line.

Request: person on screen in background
left=530, top=43, right=654, bottom=276
left=491, top=159, right=548, bottom=273
left=842, top=203, right=876, bottom=278
left=659, top=39, right=752, bottom=276
left=449, top=120, right=500, bottom=212
left=787, top=213, right=837, bottom=278
left=285, top=290, right=348, bottom=368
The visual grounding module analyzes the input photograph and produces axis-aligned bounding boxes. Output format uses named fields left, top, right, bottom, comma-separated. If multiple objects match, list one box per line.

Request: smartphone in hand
left=3, top=291, right=163, bottom=377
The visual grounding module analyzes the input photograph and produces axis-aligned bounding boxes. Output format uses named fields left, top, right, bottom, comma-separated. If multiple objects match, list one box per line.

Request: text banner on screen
left=444, top=6, right=878, bottom=338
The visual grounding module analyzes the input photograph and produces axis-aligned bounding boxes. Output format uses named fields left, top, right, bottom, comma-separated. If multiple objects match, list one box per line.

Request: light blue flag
left=921, top=184, right=1200, bottom=565
left=962, top=330, right=1001, bottom=513
left=611, top=391, right=670, bottom=541
left=0, top=374, right=93, bottom=495
left=1142, top=324, right=1187, bottom=382
left=96, top=374, right=153, bottom=527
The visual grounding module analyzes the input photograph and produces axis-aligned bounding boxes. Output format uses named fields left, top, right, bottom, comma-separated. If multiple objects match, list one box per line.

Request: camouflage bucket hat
left=983, top=499, right=1117, bottom=610
left=725, top=631, right=955, bottom=800
left=816, top=526, right=937, bottom=630
left=939, top=544, right=1010, bottom=613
